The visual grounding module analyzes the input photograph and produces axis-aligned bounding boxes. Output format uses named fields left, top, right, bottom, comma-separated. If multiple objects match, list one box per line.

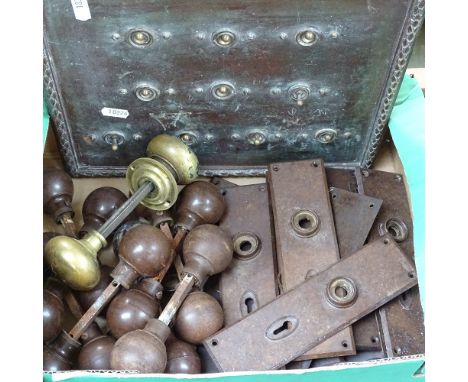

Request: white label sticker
left=101, top=107, right=130, bottom=119
left=70, top=0, right=91, bottom=21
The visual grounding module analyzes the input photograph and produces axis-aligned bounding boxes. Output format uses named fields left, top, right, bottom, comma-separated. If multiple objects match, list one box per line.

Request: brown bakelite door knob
left=43, top=331, right=81, bottom=371
left=78, top=336, right=115, bottom=370
left=107, top=278, right=163, bottom=338
left=182, top=224, right=234, bottom=285
left=166, top=335, right=201, bottom=374
left=43, top=169, right=74, bottom=222
left=76, top=265, right=113, bottom=314
left=174, top=291, right=224, bottom=345
left=174, top=181, right=225, bottom=231
left=111, top=318, right=170, bottom=373
left=77, top=323, right=115, bottom=370
left=43, top=280, right=65, bottom=343
left=112, top=224, right=172, bottom=288
left=79, top=187, right=128, bottom=237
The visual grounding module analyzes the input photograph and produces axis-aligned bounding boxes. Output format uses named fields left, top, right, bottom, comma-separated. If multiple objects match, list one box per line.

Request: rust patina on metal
left=203, top=236, right=418, bottom=371
left=267, top=159, right=354, bottom=359
left=218, top=184, right=278, bottom=325
left=358, top=168, right=425, bottom=356
left=329, top=187, right=382, bottom=258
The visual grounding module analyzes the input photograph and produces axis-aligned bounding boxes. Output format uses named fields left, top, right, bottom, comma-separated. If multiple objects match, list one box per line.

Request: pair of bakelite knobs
left=44, top=134, right=232, bottom=373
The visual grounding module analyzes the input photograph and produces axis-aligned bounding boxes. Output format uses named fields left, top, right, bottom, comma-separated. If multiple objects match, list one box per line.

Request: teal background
left=388, top=74, right=425, bottom=311
left=42, top=74, right=425, bottom=381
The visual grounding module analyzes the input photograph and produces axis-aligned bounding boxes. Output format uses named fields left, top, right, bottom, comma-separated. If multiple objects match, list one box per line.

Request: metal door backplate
left=360, top=169, right=425, bottom=356
left=218, top=184, right=278, bottom=325
left=330, top=187, right=382, bottom=257
left=203, top=236, right=417, bottom=371
left=43, top=0, right=425, bottom=176
left=267, top=159, right=354, bottom=359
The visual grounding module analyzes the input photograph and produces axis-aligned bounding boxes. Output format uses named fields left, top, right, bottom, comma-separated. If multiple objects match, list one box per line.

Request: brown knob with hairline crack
left=43, top=169, right=74, bottom=223
left=106, top=278, right=163, bottom=338
left=174, top=181, right=225, bottom=231
left=174, top=291, right=224, bottom=345
left=165, top=334, right=201, bottom=374
left=182, top=224, right=234, bottom=286
left=79, top=187, right=128, bottom=238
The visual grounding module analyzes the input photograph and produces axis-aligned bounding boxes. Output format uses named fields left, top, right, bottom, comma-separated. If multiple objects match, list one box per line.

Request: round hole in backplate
left=326, top=277, right=358, bottom=308
left=298, top=217, right=312, bottom=229
left=335, top=286, right=348, bottom=298
left=221, top=190, right=227, bottom=196
left=291, top=210, right=320, bottom=237
left=394, top=347, right=402, bottom=355
left=408, top=272, right=415, bottom=279
left=332, top=193, right=337, bottom=199
left=312, top=161, right=318, bottom=167
left=371, top=336, right=380, bottom=344
left=239, top=240, right=252, bottom=252
left=385, top=218, right=409, bottom=242
left=369, top=203, right=374, bottom=208
left=233, top=233, right=261, bottom=260
left=341, top=341, right=348, bottom=348
left=383, top=238, right=390, bottom=245
left=211, top=339, right=218, bottom=346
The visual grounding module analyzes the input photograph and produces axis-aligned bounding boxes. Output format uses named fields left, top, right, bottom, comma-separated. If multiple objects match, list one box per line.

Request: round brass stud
left=247, top=132, right=266, bottom=146
left=315, top=128, right=337, bottom=144
left=178, top=133, right=198, bottom=146
left=288, top=84, right=310, bottom=106
left=136, top=86, right=158, bottom=102
left=212, top=83, right=235, bottom=99
left=326, top=277, right=358, bottom=308
left=296, top=29, right=318, bottom=46
left=214, top=31, right=236, bottom=47
left=129, top=30, right=153, bottom=47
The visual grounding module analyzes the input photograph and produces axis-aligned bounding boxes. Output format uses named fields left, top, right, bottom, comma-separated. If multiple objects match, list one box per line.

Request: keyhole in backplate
left=266, top=316, right=298, bottom=340
left=245, top=297, right=255, bottom=313
left=240, top=292, right=258, bottom=317
left=273, top=320, right=292, bottom=335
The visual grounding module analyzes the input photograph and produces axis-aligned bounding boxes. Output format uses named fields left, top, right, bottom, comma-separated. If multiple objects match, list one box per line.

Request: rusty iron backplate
left=218, top=184, right=278, bottom=325
left=326, top=168, right=358, bottom=193
left=203, top=236, right=418, bottom=371
left=267, top=159, right=354, bottom=359
left=330, top=187, right=382, bottom=257
left=359, top=169, right=425, bottom=356
left=324, top=168, right=385, bottom=353
left=43, top=0, right=425, bottom=177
